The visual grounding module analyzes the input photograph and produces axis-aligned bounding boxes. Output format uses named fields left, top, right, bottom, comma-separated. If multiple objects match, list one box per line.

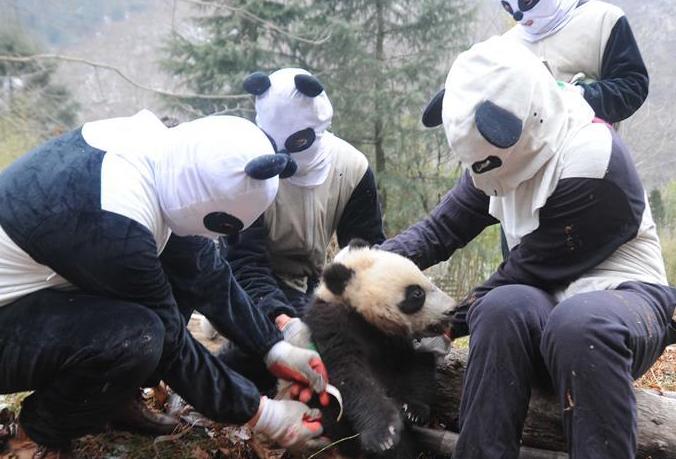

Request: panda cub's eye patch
left=399, top=285, right=426, bottom=315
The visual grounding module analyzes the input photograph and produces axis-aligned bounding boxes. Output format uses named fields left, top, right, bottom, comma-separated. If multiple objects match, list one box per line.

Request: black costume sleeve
left=579, top=16, right=649, bottom=123
left=336, top=168, right=386, bottom=247
left=27, top=212, right=281, bottom=424
left=159, top=233, right=283, bottom=354
left=451, top=176, right=643, bottom=337
left=379, top=171, right=498, bottom=270
left=223, top=218, right=297, bottom=319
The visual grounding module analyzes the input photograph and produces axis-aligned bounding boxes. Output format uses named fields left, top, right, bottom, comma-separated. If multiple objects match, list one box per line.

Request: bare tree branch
left=179, top=0, right=331, bottom=45
left=0, top=54, right=249, bottom=100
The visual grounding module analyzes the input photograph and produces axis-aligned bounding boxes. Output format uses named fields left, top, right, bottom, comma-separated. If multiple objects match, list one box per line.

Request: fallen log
left=428, top=348, right=676, bottom=459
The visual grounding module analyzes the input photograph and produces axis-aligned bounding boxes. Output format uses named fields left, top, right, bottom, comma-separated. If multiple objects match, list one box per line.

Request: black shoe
left=110, top=391, right=179, bottom=436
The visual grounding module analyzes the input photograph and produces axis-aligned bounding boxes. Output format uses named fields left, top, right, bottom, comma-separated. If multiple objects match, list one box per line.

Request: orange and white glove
left=249, top=396, right=323, bottom=448
left=264, top=340, right=330, bottom=406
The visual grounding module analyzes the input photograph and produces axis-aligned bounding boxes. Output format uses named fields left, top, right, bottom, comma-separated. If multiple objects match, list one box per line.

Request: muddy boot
left=110, top=390, right=179, bottom=436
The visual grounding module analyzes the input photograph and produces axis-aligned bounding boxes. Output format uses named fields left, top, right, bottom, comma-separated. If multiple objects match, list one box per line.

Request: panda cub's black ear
left=323, top=262, right=354, bottom=296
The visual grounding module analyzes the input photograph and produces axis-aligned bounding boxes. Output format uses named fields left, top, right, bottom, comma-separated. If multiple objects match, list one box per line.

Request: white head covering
left=440, top=36, right=594, bottom=243
left=83, top=111, right=279, bottom=239
left=501, top=0, right=579, bottom=42
left=254, top=68, right=334, bottom=188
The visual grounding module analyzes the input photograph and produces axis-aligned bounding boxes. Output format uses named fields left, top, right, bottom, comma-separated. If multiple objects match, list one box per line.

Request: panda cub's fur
left=304, top=239, right=455, bottom=458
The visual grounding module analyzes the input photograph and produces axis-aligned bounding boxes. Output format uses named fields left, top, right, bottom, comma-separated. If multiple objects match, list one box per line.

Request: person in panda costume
left=498, top=0, right=648, bottom=125
left=217, top=68, right=385, bottom=388
left=0, top=110, right=331, bottom=457
left=381, top=37, right=676, bottom=458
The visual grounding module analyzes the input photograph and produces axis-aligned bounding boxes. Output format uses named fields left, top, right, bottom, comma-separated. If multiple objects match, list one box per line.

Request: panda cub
left=304, top=239, right=455, bottom=458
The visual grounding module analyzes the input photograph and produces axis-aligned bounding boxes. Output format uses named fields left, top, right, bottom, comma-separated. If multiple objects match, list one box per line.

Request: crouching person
left=0, top=110, right=328, bottom=458
left=382, top=37, right=675, bottom=458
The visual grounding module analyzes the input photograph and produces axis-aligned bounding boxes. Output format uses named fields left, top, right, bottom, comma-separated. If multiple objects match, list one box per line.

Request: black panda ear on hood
left=243, top=71, right=271, bottom=96
left=475, top=100, right=522, bottom=149
left=322, top=262, right=354, bottom=296
left=294, top=74, right=324, bottom=97
left=422, top=89, right=445, bottom=128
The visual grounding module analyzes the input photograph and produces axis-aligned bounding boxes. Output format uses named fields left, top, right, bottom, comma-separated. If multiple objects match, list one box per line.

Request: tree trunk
left=373, top=0, right=387, bottom=214
left=427, top=348, right=676, bottom=458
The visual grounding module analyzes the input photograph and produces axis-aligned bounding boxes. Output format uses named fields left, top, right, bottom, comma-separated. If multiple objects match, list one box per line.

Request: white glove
left=281, top=317, right=314, bottom=350
left=250, top=397, right=323, bottom=448
left=264, top=341, right=328, bottom=396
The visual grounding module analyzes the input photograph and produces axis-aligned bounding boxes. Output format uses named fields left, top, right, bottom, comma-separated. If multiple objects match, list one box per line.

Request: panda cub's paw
left=360, top=413, right=403, bottom=453
left=401, top=401, right=431, bottom=426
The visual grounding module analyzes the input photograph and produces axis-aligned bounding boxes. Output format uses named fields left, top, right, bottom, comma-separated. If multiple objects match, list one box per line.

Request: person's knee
left=541, top=294, right=628, bottom=369
left=468, top=285, right=552, bottom=336
left=107, top=306, right=166, bottom=383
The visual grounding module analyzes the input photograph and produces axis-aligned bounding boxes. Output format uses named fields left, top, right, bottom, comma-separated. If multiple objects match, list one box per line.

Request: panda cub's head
left=316, top=240, right=456, bottom=339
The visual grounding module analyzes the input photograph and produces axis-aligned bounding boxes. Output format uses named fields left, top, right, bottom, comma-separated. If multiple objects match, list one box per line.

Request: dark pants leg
left=455, top=285, right=556, bottom=458
left=0, top=289, right=165, bottom=447
left=454, top=282, right=674, bottom=459
left=540, top=282, right=674, bottom=459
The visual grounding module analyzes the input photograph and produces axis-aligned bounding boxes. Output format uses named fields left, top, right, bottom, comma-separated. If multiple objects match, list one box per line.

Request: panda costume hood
left=500, top=0, right=579, bottom=42
left=82, top=110, right=287, bottom=239
left=424, top=36, right=594, bottom=245
left=245, top=68, right=334, bottom=188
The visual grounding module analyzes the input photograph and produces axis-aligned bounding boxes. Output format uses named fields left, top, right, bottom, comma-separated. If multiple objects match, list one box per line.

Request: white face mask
left=247, top=68, right=334, bottom=188
left=500, top=0, right=579, bottom=42
left=155, top=116, right=284, bottom=239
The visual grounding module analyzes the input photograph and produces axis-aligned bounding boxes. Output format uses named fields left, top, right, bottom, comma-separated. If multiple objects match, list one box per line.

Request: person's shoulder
left=324, top=132, right=369, bottom=171
left=578, top=1, right=625, bottom=23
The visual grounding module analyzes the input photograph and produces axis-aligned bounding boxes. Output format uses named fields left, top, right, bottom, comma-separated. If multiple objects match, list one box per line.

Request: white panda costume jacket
left=500, top=0, right=649, bottom=124
left=0, top=110, right=290, bottom=422
left=381, top=36, right=676, bottom=337
left=225, top=69, right=385, bottom=318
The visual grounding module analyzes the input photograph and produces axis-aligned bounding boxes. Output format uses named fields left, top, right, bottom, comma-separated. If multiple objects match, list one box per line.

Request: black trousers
left=454, top=282, right=675, bottom=459
left=0, top=289, right=165, bottom=447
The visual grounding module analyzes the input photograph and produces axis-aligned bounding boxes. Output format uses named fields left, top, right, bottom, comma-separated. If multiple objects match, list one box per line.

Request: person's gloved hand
left=276, top=314, right=314, bottom=350
left=265, top=340, right=330, bottom=406
left=249, top=396, right=323, bottom=448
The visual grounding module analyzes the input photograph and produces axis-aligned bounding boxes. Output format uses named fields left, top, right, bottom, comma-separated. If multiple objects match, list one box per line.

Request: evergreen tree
left=163, top=0, right=473, bottom=231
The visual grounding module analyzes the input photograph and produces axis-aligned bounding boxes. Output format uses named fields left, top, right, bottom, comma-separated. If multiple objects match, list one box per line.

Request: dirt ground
left=1, top=315, right=674, bottom=458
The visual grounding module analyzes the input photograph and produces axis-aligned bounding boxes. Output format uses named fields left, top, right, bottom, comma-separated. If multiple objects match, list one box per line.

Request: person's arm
left=336, top=167, right=386, bottom=247
left=452, top=176, right=644, bottom=336
left=160, top=233, right=284, bottom=356
left=578, top=16, right=649, bottom=123
left=27, top=212, right=273, bottom=423
left=379, top=171, right=498, bottom=270
left=223, top=217, right=296, bottom=318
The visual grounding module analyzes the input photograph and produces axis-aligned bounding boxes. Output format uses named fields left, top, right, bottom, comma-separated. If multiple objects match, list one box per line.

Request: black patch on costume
left=348, top=238, right=370, bottom=250
left=518, top=0, right=540, bottom=12
left=203, top=212, right=244, bottom=236
left=471, top=156, right=503, bottom=175
left=244, top=154, right=289, bottom=179
left=279, top=154, right=298, bottom=179
left=294, top=74, right=324, bottom=97
left=243, top=71, right=271, bottom=96
left=475, top=100, right=522, bottom=149
left=398, top=285, right=426, bottom=315
left=322, top=263, right=354, bottom=296
left=285, top=128, right=316, bottom=153
left=422, top=89, right=445, bottom=128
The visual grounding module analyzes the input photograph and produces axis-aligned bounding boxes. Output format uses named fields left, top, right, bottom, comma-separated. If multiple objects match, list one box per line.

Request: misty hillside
left=8, top=0, right=676, bottom=187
